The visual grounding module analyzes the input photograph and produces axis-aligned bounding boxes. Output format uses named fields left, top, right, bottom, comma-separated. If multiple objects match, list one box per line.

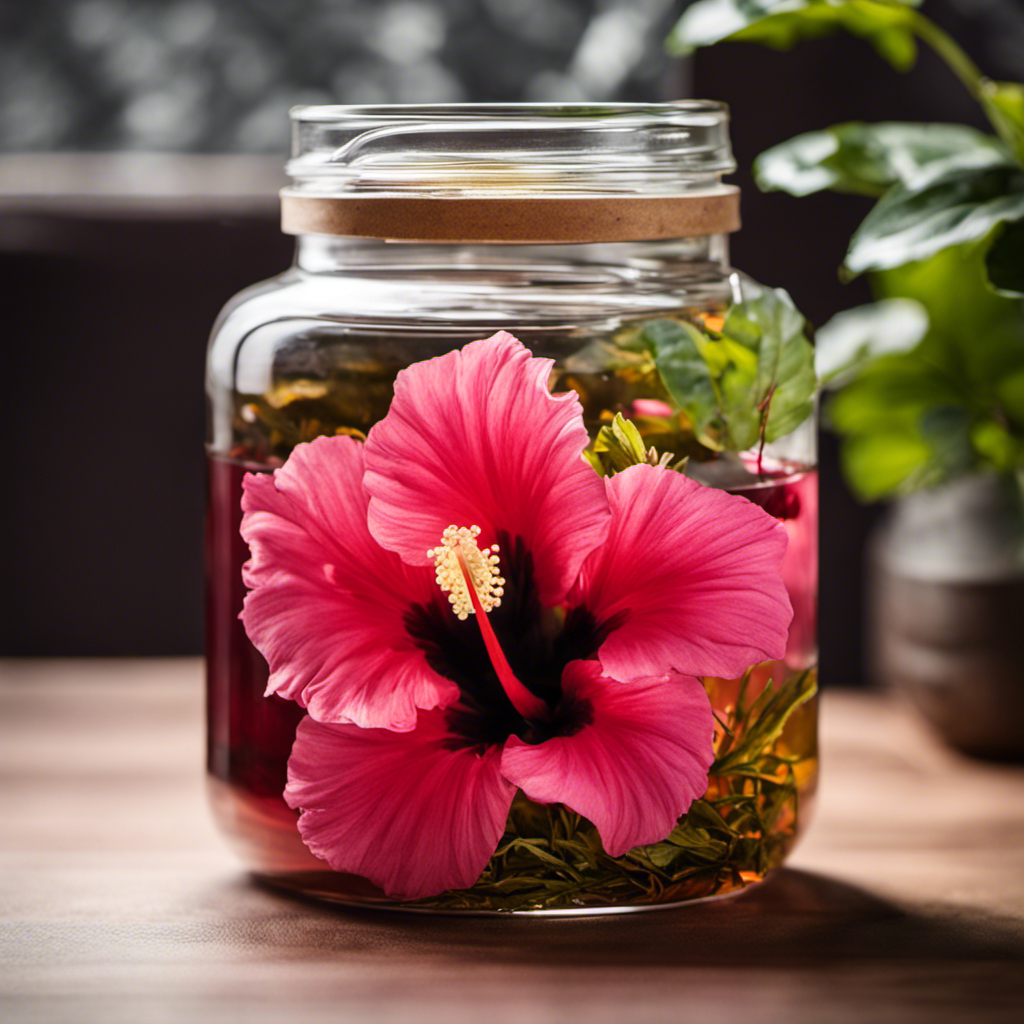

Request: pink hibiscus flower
left=240, top=332, right=792, bottom=899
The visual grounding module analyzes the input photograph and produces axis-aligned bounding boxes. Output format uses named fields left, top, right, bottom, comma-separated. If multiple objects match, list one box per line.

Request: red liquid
left=205, top=454, right=819, bottom=890
left=205, top=456, right=314, bottom=873
left=733, top=467, right=819, bottom=671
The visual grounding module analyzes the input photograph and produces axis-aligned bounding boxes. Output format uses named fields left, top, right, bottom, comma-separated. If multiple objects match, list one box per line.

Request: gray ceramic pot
left=871, top=473, right=1024, bottom=760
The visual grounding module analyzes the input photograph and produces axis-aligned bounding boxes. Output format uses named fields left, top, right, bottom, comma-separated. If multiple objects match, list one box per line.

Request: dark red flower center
left=404, top=530, right=613, bottom=751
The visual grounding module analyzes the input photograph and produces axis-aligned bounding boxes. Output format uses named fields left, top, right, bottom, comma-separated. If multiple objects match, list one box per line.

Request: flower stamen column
left=430, top=524, right=549, bottom=722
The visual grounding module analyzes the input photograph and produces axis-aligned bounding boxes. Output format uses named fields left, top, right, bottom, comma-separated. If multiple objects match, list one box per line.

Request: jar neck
left=293, top=234, right=730, bottom=276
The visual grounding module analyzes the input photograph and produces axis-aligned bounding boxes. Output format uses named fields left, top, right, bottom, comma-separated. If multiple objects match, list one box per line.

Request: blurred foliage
left=755, top=121, right=1008, bottom=198
left=669, top=0, right=924, bottom=69
left=829, top=244, right=1024, bottom=498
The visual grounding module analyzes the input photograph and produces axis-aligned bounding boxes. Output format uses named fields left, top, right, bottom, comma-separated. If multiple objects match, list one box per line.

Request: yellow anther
left=428, top=525, right=505, bottom=620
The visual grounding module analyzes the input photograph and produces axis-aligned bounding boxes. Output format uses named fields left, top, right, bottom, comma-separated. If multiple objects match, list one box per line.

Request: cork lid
left=282, top=103, right=739, bottom=244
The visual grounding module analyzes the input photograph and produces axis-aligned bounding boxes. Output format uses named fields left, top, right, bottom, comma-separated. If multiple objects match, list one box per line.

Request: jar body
left=205, top=234, right=819, bottom=913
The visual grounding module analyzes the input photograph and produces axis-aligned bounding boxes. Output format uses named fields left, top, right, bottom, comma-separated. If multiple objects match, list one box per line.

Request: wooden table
left=2, top=660, right=1023, bottom=1023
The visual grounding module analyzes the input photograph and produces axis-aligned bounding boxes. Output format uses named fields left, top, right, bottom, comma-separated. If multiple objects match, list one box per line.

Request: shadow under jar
left=206, top=103, right=819, bottom=914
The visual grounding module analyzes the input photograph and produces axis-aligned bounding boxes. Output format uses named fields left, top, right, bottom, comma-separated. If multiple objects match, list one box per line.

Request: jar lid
left=281, top=103, right=740, bottom=243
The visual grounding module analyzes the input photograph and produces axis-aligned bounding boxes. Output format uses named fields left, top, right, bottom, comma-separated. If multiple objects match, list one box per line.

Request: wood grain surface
left=2, top=659, right=1023, bottom=1024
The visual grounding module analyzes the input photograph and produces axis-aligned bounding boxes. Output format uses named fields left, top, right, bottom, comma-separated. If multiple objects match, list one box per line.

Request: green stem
left=910, top=11, right=986, bottom=104
left=907, top=11, right=1024, bottom=159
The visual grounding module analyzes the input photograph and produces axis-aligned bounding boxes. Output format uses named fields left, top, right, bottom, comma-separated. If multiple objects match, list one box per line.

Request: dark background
left=4, top=0, right=1024, bottom=687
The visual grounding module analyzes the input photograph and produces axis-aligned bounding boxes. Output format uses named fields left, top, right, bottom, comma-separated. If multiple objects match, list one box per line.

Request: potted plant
left=670, top=0, right=1024, bottom=757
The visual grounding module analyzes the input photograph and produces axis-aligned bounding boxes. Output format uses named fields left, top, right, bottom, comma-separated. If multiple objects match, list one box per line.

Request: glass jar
left=206, top=103, right=818, bottom=914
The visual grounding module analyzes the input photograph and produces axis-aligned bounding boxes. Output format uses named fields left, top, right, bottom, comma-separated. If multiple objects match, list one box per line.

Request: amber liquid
left=206, top=453, right=819, bottom=906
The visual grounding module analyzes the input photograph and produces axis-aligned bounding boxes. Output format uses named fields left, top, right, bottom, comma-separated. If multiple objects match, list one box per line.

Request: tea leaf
left=406, top=667, right=819, bottom=912
left=712, top=668, right=817, bottom=774
left=723, top=287, right=817, bottom=444
left=643, top=320, right=723, bottom=445
left=632, top=291, right=816, bottom=455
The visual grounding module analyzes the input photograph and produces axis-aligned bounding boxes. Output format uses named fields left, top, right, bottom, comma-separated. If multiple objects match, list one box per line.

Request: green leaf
left=765, top=338, right=819, bottom=442
left=755, top=122, right=1008, bottom=199
left=824, top=315, right=1024, bottom=491
left=645, top=291, right=817, bottom=452
left=996, top=368, right=1024, bottom=430
left=622, top=291, right=816, bottom=458
left=644, top=321, right=723, bottom=443
left=918, top=405, right=975, bottom=476
left=872, top=244, right=1024, bottom=384
left=712, top=351, right=762, bottom=452
left=827, top=353, right=960, bottom=432
left=755, top=129, right=850, bottom=197
left=722, top=286, right=817, bottom=444
left=826, top=352, right=962, bottom=497
left=971, top=420, right=1020, bottom=472
left=845, top=164, right=1024, bottom=275
left=986, top=219, right=1024, bottom=298
left=980, top=80, right=1024, bottom=164
left=815, top=298, right=929, bottom=385
left=668, top=1, right=923, bottom=70
left=842, top=430, right=933, bottom=499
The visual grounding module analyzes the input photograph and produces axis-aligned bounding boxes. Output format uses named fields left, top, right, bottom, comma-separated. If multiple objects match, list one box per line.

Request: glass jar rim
left=282, top=101, right=738, bottom=243
left=287, top=101, right=735, bottom=191
left=289, top=100, right=729, bottom=123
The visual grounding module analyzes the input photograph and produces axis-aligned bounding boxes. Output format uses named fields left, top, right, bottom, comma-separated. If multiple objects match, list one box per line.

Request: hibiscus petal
left=286, top=711, right=516, bottom=899
left=501, top=660, right=714, bottom=857
left=570, top=464, right=792, bottom=680
left=240, top=435, right=458, bottom=731
left=363, top=331, right=611, bottom=606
